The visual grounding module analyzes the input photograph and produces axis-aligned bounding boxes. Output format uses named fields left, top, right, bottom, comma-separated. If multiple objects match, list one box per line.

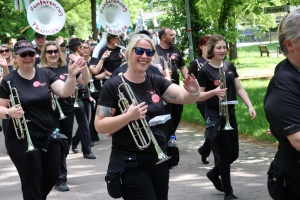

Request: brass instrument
left=89, top=75, right=98, bottom=93
left=117, top=73, right=171, bottom=164
left=51, top=94, right=67, bottom=120
left=114, top=43, right=126, bottom=58
left=7, top=81, right=36, bottom=152
left=218, top=66, right=234, bottom=130
left=73, top=87, right=79, bottom=107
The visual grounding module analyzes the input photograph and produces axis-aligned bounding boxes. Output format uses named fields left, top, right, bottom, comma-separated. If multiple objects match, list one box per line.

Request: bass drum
left=27, top=0, right=65, bottom=35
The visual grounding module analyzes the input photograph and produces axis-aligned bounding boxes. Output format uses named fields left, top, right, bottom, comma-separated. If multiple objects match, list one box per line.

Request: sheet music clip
left=149, top=114, right=171, bottom=127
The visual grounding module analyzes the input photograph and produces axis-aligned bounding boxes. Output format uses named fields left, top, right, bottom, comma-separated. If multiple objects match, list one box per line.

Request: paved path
left=0, top=121, right=276, bottom=200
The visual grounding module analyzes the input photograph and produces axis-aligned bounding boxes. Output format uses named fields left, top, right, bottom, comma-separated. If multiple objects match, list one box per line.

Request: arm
left=94, top=102, right=148, bottom=134
left=94, top=71, right=106, bottom=80
left=180, top=65, right=188, bottom=78
left=287, top=131, right=300, bottom=151
left=0, top=99, right=24, bottom=119
left=162, top=74, right=200, bottom=104
left=0, top=57, right=10, bottom=77
left=76, top=65, right=90, bottom=85
left=235, top=78, right=257, bottom=120
left=198, top=86, right=227, bottom=102
left=89, top=50, right=110, bottom=75
left=163, top=68, right=171, bottom=81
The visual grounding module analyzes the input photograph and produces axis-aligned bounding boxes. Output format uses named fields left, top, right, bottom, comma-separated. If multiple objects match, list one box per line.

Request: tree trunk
left=91, top=0, right=97, bottom=41
left=229, top=42, right=237, bottom=60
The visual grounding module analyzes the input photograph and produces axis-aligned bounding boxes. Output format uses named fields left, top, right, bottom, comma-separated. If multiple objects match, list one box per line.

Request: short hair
left=158, top=28, right=169, bottom=40
left=198, top=35, right=211, bottom=57
left=278, top=8, right=300, bottom=56
left=138, top=30, right=151, bottom=38
left=125, top=34, right=157, bottom=66
left=206, top=35, right=228, bottom=59
left=107, top=33, right=118, bottom=43
left=68, top=38, right=83, bottom=52
left=38, top=41, right=66, bottom=68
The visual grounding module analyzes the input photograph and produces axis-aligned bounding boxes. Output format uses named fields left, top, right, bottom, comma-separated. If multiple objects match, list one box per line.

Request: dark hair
left=206, top=35, right=228, bottom=59
left=107, top=33, right=118, bottom=43
left=138, top=30, right=151, bottom=38
left=68, top=38, right=83, bottom=52
left=198, top=35, right=211, bottom=57
left=158, top=27, right=170, bottom=40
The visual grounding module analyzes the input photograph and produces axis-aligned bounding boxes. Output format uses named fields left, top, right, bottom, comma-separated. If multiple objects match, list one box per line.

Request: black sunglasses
left=133, top=47, right=155, bottom=57
left=89, top=43, right=96, bottom=46
left=46, top=50, right=59, bottom=55
left=19, top=51, right=36, bottom=58
left=0, top=49, right=10, bottom=53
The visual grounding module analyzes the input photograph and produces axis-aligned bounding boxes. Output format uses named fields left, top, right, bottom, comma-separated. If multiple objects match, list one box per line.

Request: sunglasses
left=19, top=51, right=36, bottom=58
left=46, top=50, right=59, bottom=55
left=0, top=49, right=10, bottom=53
left=82, top=47, right=90, bottom=50
left=89, top=43, right=96, bottom=46
left=133, top=47, right=155, bottom=57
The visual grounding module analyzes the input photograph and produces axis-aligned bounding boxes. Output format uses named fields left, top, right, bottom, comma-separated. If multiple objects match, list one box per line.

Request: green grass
left=182, top=42, right=283, bottom=142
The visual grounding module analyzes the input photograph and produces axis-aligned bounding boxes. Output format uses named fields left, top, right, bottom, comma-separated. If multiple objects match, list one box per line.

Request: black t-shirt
left=0, top=67, right=59, bottom=145
left=152, top=56, right=168, bottom=76
left=155, top=44, right=185, bottom=84
left=197, top=61, right=238, bottom=110
left=8, top=65, right=13, bottom=72
left=98, top=74, right=172, bottom=160
left=88, top=57, right=105, bottom=91
left=189, top=56, right=208, bottom=106
left=34, top=47, right=42, bottom=65
left=98, top=46, right=123, bottom=73
left=264, top=58, right=300, bottom=177
left=110, top=64, right=162, bottom=78
left=47, top=65, right=80, bottom=113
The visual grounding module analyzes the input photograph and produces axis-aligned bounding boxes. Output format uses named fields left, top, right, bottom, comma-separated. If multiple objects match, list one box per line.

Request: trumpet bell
left=156, top=154, right=171, bottom=165
left=223, top=123, right=234, bottom=130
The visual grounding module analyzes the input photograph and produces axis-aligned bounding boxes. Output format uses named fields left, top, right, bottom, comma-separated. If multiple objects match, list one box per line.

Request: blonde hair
left=125, top=34, right=157, bottom=67
left=0, top=44, right=12, bottom=51
left=38, top=41, right=66, bottom=68
left=278, top=8, right=300, bottom=56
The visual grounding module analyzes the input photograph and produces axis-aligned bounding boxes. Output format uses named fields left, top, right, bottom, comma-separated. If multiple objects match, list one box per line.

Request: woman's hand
left=68, top=55, right=87, bottom=76
left=266, top=129, right=273, bottom=136
left=214, top=84, right=227, bottom=99
left=8, top=104, right=24, bottom=119
left=248, top=106, right=257, bottom=120
left=125, top=100, right=148, bottom=121
left=182, top=74, right=200, bottom=94
left=101, top=50, right=111, bottom=60
left=0, top=56, right=8, bottom=68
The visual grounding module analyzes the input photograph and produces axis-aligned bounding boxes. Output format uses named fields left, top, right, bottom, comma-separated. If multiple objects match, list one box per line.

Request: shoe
left=84, top=153, right=96, bottom=159
left=224, top=194, right=238, bottom=200
left=72, top=146, right=78, bottom=154
left=206, top=170, right=224, bottom=192
left=90, top=141, right=94, bottom=147
left=54, top=183, right=69, bottom=192
left=198, top=147, right=209, bottom=164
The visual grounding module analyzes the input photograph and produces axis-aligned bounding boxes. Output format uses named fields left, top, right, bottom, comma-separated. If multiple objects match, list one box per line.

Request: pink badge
left=119, top=54, right=123, bottom=58
left=214, top=80, right=219, bottom=87
left=171, top=55, right=175, bottom=59
left=152, top=94, right=160, bottom=103
left=60, top=75, right=65, bottom=80
left=33, top=81, right=40, bottom=87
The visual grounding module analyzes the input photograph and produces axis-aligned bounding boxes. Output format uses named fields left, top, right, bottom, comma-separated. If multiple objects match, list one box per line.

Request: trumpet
left=114, top=43, right=126, bottom=58
left=89, top=75, right=98, bottom=93
left=7, top=81, right=36, bottom=152
left=51, top=94, right=67, bottom=120
left=73, top=87, right=79, bottom=107
left=218, top=66, right=234, bottom=130
left=117, top=73, right=171, bottom=165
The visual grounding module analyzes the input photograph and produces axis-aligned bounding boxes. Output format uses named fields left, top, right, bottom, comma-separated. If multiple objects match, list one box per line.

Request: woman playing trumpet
left=0, top=40, right=86, bottom=200
left=38, top=41, right=90, bottom=191
left=197, top=35, right=256, bottom=200
left=94, top=34, right=200, bottom=200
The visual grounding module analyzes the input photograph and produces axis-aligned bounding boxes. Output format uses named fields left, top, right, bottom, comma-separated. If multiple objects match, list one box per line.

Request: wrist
left=190, top=88, right=200, bottom=96
left=101, top=57, right=106, bottom=61
left=5, top=109, right=10, bottom=119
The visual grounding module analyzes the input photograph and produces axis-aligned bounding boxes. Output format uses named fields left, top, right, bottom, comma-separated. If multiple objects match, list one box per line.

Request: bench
left=258, top=45, right=276, bottom=57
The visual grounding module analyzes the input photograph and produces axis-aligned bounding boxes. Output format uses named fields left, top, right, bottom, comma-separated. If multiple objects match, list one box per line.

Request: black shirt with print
left=155, top=44, right=185, bottom=84
left=98, top=74, right=172, bottom=160
left=98, top=46, right=123, bottom=73
left=0, top=67, right=59, bottom=145
left=88, top=57, right=105, bottom=91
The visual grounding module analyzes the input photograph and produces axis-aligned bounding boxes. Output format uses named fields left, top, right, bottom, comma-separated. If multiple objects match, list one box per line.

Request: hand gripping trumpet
left=117, top=73, right=171, bottom=165
left=7, top=81, right=36, bottom=152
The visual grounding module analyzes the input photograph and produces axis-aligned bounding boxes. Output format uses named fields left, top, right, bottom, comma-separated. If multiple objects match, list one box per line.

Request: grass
left=182, top=42, right=283, bottom=143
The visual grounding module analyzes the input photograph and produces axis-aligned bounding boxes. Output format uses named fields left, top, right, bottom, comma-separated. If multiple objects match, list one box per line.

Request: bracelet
left=190, top=88, right=200, bottom=96
left=101, top=57, right=106, bottom=61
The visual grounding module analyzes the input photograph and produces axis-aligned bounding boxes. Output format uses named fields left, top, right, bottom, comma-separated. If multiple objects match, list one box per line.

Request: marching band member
left=94, top=34, right=200, bottom=200
left=68, top=38, right=96, bottom=159
left=188, top=35, right=212, bottom=164
left=197, top=35, right=256, bottom=200
left=38, top=41, right=90, bottom=191
left=0, top=39, right=86, bottom=200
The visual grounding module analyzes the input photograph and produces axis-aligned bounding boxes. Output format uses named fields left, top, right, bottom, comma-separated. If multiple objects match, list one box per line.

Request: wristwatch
left=5, top=109, right=10, bottom=119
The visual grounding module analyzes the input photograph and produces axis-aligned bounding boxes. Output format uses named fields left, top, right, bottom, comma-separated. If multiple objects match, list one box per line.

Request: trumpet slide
left=7, top=81, right=36, bottom=152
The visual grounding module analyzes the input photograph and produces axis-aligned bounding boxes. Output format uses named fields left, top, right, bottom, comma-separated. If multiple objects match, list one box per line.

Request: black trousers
left=6, top=135, right=60, bottom=200
left=90, top=92, right=100, bottom=142
left=2, top=118, right=9, bottom=137
left=54, top=109, right=75, bottom=185
left=208, top=112, right=239, bottom=195
left=108, top=152, right=169, bottom=200
left=163, top=103, right=183, bottom=140
left=72, top=98, right=92, bottom=155
left=197, top=103, right=211, bottom=158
